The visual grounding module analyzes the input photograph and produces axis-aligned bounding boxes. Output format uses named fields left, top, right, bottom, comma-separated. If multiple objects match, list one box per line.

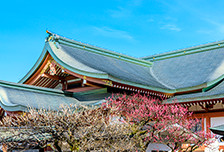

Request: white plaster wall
left=211, top=117, right=224, bottom=127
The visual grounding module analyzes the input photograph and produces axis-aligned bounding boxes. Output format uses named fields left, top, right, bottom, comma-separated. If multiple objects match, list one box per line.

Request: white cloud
left=160, top=24, right=181, bottom=32
left=92, top=26, right=134, bottom=41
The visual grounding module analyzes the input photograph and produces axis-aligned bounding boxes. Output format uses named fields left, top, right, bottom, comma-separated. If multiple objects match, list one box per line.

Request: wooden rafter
left=65, top=75, right=77, bottom=80
left=42, top=73, right=63, bottom=81
left=49, top=80, right=59, bottom=88
left=25, top=53, right=51, bottom=85
left=180, top=99, right=223, bottom=109
left=23, top=52, right=168, bottom=97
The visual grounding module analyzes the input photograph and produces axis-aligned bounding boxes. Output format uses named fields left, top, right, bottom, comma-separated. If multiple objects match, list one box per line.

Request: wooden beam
left=192, top=111, right=224, bottom=118
left=62, top=66, right=169, bottom=97
left=202, top=118, right=205, bottom=132
left=86, top=82, right=103, bottom=88
left=62, top=80, right=68, bottom=90
left=66, top=86, right=101, bottom=93
left=64, top=69, right=110, bottom=86
left=26, top=54, right=51, bottom=85
left=65, top=75, right=78, bottom=80
left=67, top=80, right=82, bottom=85
left=206, top=116, right=211, bottom=133
left=42, top=73, right=62, bottom=81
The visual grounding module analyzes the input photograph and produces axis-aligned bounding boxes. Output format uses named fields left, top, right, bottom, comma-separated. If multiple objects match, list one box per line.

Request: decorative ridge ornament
left=46, top=30, right=60, bottom=42
left=45, top=30, right=153, bottom=67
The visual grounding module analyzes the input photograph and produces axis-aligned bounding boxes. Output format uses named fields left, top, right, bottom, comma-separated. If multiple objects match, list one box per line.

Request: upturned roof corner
left=16, top=31, right=224, bottom=105
left=45, top=30, right=153, bottom=67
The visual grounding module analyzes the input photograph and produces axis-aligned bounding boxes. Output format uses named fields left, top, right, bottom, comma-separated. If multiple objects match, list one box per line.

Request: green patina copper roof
left=19, top=32, right=224, bottom=95
left=0, top=80, right=80, bottom=111
left=210, top=125, right=224, bottom=135
left=165, top=77, right=224, bottom=104
left=0, top=80, right=105, bottom=111
left=142, top=40, right=224, bottom=61
left=20, top=32, right=174, bottom=93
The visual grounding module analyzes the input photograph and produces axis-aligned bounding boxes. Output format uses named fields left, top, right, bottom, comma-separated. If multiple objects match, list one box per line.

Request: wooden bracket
left=199, top=103, right=214, bottom=112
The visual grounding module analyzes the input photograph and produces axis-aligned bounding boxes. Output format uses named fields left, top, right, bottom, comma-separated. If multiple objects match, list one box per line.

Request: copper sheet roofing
left=58, top=43, right=170, bottom=89
left=0, top=80, right=106, bottom=111
left=19, top=31, right=224, bottom=95
left=0, top=80, right=81, bottom=111
left=151, top=47, right=224, bottom=89
left=166, top=79, right=224, bottom=103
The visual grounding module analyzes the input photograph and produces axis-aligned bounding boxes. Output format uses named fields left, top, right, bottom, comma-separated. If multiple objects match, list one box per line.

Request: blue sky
left=1, top=0, right=224, bottom=82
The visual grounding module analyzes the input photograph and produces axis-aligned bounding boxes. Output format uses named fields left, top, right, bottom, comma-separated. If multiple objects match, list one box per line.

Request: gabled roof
left=141, top=40, right=224, bottom=94
left=55, top=42, right=170, bottom=89
left=166, top=79, right=224, bottom=103
left=142, top=40, right=224, bottom=61
left=0, top=80, right=104, bottom=111
left=19, top=31, right=224, bottom=95
left=151, top=47, right=224, bottom=90
left=19, top=32, right=174, bottom=93
left=0, top=80, right=80, bottom=111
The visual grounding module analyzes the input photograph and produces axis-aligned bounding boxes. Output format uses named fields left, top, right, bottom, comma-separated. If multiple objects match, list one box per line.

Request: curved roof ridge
left=0, top=80, right=65, bottom=96
left=142, top=40, right=224, bottom=61
left=19, top=45, right=48, bottom=83
left=0, top=80, right=82, bottom=112
left=56, top=44, right=106, bottom=74
left=149, top=68, right=174, bottom=90
left=46, top=30, right=153, bottom=67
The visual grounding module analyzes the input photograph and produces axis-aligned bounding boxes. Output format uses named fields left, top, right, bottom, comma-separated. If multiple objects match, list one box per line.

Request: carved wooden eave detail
left=23, top=53, right=107, bottom=93
left=22, top=52, right=171, bottom=97
left=180, top=99, right=224, bottom=112
left=199, top=103, right=214, bottom=112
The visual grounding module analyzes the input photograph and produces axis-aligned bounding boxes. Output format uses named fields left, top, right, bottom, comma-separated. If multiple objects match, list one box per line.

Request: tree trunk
left=54, top=141, right=62, bottom=152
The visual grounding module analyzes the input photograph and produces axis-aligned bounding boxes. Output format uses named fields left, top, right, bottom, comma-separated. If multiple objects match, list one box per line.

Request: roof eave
left=19, top=44, right=48, bottom=84
left=166, top=94, right=224, bottom=104
left=48, top=32, right=153, bottom=67
left=0, top=95, right=27, bottom=112
left=0, top=80, right=65, bottom=96
left=48, top=41, right=175, bottom=93
left=142, top=40, right=224, bottom=61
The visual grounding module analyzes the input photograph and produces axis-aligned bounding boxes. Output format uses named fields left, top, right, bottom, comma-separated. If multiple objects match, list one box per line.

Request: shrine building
left=1, top=30, right=224, bottom=139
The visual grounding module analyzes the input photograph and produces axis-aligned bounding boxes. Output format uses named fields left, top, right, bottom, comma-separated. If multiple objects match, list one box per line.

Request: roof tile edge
left=142, top=40, right=224, bottom=61
left=0, top=80, right=65, bottom=96
left=46, top=31, right=153, bottom=67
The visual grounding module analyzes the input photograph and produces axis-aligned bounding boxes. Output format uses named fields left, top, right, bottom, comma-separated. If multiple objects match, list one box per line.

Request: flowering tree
left=103, top=94, right=213, bottom=152
left=0, top=105, right=138, bottom=151
left=0, top=94, right=212, bottom=151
